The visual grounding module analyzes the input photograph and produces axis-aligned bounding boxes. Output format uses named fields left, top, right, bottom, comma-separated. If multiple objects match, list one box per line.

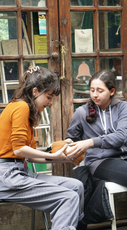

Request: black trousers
left=94, top=158, right=127, bottom=186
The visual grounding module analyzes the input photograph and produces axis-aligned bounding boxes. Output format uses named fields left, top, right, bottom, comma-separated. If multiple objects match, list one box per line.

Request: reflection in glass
left=0, top=0, right=16, bottom=6
left=100, top=57, right=123, bottom=96
left=21, top=0, right=46, bottom=7
left=70, top=0, right=93, bottom=6
left=0, top=12, right=17, bottom=55
left=72, top=58, right=95, bottom=99
left=99, top=11, right=121, bottom=51
left=99, top=0, right=121, bottom=6
left=71, top=12, right=94, bottom=53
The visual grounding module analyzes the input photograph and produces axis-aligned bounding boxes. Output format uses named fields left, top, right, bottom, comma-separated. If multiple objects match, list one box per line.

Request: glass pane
left=100, top=57, right=123, bottom=97
left=71, top=12, right=94, bottom=53
left=0, top=60, right=19, bottom=103
left=34, top=107, right=50, bottom=146
left=21, top=0, right=46, bottom=7
left=0, top=0, right=16, bottom=6
left=4, top=62, right=19, bottom=81
left=23, top=60, right=48, bottom=72
left=0, top=12, right=18, bottom=55
left=22, top=12, right=47, bottom=58
left=99, top=0, right=121, bottom=6
left=99, top=11, right=121, bottom=51
left=70, top=0, right=93, bottom=6
left=72, top=58, right=95, bottom=99
left=7, top=89, right=17, bottom=101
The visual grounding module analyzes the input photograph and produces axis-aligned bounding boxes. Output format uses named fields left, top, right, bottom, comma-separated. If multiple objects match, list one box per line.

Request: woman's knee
left=68, top=190, right=80, bottom=206
left=73, top=179, right=84, bottom=195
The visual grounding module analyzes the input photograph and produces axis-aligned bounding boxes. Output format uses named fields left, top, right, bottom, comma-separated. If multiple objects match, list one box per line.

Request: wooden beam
left=46, top=0, right=64, bottom=176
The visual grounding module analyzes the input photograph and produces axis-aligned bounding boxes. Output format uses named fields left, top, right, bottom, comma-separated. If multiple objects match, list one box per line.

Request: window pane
left=7, top=89, right=17, bottom=101
left=22, top=12, right=47, bottom=58
left=70, top=0, right=93, bottom=6
left=23, top=60, right=48, bottom=72
left=0, top=0, right=16, bottom=6
left=100, top=57, right=123, bottom=97
left=21, top=0, right=46, bottom=7
left=99, top=0, right=121, bottom=6
left=99, top=11, right=121, bottom=51
left=34, top=108, right=51, bottom=149
left=72, top=58, right=95, bottom=99
left=71, top=12, right=94, bottom=53
left=0, top=60, right=19, bottom=103
left=4, top=62, right=19, bottom=81
left=0, top=12, right=18, bottom=55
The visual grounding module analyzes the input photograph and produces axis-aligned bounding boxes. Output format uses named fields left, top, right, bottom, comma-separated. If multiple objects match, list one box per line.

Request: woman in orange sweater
left=0, top=66, right=84, bottom=230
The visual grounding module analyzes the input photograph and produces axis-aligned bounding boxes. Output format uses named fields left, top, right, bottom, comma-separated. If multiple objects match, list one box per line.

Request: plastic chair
left=105, top=182, right=127, bottom=230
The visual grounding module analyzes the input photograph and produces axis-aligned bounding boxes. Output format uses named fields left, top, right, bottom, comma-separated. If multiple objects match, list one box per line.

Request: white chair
left=105, top=182, right=127, bottom=230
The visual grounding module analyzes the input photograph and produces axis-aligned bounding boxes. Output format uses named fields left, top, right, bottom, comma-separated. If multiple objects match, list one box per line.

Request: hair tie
left=27, top=66, right=40, bottom=74
left=89, top=109, right=96, bottom=115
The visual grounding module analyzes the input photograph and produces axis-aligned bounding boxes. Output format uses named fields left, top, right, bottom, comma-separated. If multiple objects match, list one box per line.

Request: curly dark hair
left=86, top=69, right=116, bottom=123
left=11, top=66, right=60, bottom=127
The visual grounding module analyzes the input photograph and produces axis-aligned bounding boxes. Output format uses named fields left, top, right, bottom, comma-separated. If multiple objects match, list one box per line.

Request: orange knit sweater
left=0, top=101, right=36, bottom=159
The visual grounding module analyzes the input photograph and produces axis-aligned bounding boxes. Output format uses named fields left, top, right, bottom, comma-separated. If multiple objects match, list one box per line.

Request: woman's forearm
left=14, top=144, right=71, bottom=163
left=14, top=145, right=57, bottom=160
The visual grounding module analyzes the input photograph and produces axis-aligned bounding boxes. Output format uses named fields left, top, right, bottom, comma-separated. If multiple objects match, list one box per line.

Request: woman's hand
left=66, top=139, right=93, bottom=160
left=51, top=144, right=72, bottom=162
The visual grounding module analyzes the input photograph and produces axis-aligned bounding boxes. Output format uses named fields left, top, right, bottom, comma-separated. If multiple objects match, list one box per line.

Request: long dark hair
left=86, top=69, right=116, bottom=123
left=11, top=66, right=60, bottom=127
